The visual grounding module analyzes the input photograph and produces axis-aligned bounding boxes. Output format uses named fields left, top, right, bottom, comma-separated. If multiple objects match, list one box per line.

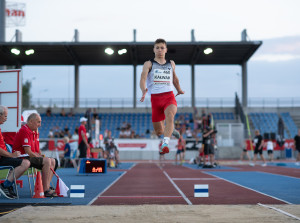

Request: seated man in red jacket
left=13, top=113, right=57, bottom=197
left=0, top=105, right=30, bottom=199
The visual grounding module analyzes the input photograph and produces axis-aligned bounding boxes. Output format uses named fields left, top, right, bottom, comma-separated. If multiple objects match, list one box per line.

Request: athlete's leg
left=164, top=104, right=177, bottom=138
left=159, top=104, right=177, bottom=154
left=252, top=153, right=257, bottom=164
left=153, top=121, right=164, bottom=137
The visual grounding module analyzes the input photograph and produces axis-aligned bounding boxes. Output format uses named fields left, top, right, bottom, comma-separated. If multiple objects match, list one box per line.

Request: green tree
left=22, top=80, right=31, bottom=108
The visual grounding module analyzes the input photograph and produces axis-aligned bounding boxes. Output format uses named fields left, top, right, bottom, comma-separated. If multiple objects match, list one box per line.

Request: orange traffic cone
left=55, top=178, right=62, bottom=197
left=33, top=171, right=45, bottom=198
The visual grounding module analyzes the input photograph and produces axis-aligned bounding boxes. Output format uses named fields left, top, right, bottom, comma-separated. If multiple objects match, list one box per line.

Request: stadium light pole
left=191, top=29, right=195, bottom=108
left=74, top=29, right=79, bottom=108
left=0, top=0, right=6, bottom=70
left=133, top=29, right=137, bottom=108
left=0, top=0, right=5, bottom=42
left=241, top=29, right=248, bottom=108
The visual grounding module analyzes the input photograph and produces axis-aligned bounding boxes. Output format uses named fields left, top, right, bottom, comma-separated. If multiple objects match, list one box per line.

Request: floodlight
left=204, top=48, right=213, bottom=55
left=105, top=48, right=114, bottom=55
left=11, top=48, right=20, bottom=55
left=118, top=49, right=127, bottom=55
left=25, top=49, right=35, bottom=55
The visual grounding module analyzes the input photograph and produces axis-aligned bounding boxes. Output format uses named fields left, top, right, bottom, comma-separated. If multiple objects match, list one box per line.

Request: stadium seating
left=248, top=112, right=298, bottom=139
left=38, top=112, right=235, bottom=139
left=280, top=112, right=298, bottom=138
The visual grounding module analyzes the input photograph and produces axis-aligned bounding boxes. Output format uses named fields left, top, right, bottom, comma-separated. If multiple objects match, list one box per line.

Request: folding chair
left=27, top=167, right=37, bottom=197
left=0, top=166, right=19, bottom=199
left=5, top=144, right=35, bottom=197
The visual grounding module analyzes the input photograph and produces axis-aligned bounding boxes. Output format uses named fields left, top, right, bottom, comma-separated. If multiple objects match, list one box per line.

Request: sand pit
left=2, top=204, right=300, bottom=223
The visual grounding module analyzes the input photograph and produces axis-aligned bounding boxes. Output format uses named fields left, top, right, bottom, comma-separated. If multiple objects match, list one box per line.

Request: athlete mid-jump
left=140, top=38, right=184, bottom=154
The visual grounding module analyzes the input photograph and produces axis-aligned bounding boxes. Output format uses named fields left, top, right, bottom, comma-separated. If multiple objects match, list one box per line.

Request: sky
left=4, top=0, right=300, bottom=105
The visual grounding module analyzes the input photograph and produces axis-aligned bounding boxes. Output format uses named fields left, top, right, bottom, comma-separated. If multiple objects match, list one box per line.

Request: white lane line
left=204, top=171, right=292, bottom=204
left=87, top=163, right=137, bottom=205
left=87, top=171, right=127, bottom=205
left=163, top=171, right=192, bottom=205
left=128, top=163, right=137, bottom=170
left=257, top=171, right=300, bottom=179
left=172, top=178, right=220, bottom=181
left=258, top=203, right=300, bottom=221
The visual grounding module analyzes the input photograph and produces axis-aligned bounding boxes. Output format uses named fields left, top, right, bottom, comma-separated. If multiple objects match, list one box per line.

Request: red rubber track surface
left=93, top=163, right=186, bottom=205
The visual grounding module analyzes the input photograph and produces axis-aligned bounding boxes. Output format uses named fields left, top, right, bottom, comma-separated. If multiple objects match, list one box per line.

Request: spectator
left=104, top=130, right=113, bottom=158
left=67, top=108, right=74, bottom=117
left=211, top=131, right=218, bottom=164
left=207, top=113, right=212, bottom=127
left=180, top=125, right=187, bottom=139
left=119, top=129, right=126, bottom=138
left=58, top=130, right=65, bottom=138
left=185, top=126, right=193, bottom=138
left=194, top=129, right=202, bottom=144
left=64, top=125, right=71, bottom=138
left=0, top=105, right=31, bottom=199
left=124, top=127, right=132, bottom=138
left=46, top=107, right=52, bottom=117
left=175, top=135, right=185, bottom=165
left=239, top=140, right=251, bottom=163
left=202, top=116, right=208, bottom=131
left=60, top=108, right=66, bottom=117
left=72, top=127, right=79, bottom=140
left=130, top=130, right=136, bottom=139
left=106, top=139, right=120, bottom=167
left=78, top=117, right=89, bottom=158
left=294, top=129, right=300, bottom=165
left=196, top=117, right=202, bottom=130
left=59, top=136, right=71, bottom=167
left=53, top=126, right=61, bottom=138
left=251, top=130, right=267, bottom=167
left=48, top=129, right=54, bottom=138
left=265, top=138, right=275, bottom=162
left=13, top=113, right=57, bottom=197
left=202, top=127, right=216, bottom=168
left=178, top=115, right=185, bottom=126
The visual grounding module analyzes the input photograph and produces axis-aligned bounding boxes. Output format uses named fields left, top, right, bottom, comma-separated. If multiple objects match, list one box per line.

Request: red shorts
left=151, top=91, right=177, bottom=122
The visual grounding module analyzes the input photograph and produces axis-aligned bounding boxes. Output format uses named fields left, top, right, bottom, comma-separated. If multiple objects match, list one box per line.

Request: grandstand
left=39, top=110, right=235, bottom=139
left=247, top=109, right=300, bottom=139
left=37, top=106, right=299, bottom=141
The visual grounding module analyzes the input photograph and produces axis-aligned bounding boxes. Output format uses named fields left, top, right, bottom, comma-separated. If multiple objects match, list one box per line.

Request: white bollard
left=194, top=184, right=209, bottom=197
left=70, top=185, right=85, bottom=198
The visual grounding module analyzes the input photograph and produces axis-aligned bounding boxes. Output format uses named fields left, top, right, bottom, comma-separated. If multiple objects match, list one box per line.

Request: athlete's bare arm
left=171, top=60, right=184, bottom=97
left=139, top=61, right=152, bottom=102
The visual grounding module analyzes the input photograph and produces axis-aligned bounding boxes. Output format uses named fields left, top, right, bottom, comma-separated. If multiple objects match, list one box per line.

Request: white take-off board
left=0, top=70, right=22, bottom=132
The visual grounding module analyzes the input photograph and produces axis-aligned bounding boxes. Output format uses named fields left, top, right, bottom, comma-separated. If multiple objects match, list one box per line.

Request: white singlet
left=146, top=59, right=174, bottom=94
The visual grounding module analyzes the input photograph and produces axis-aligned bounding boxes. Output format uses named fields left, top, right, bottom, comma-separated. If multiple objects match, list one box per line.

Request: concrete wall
left=45, top=147, right=297, bottom=161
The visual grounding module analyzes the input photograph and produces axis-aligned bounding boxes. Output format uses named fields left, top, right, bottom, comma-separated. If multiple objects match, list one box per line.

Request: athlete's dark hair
left=154, top=38, right=167, bottom=46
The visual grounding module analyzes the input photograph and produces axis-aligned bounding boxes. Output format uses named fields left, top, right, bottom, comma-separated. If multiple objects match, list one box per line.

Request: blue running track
left=206, top=171, right=300, bottom=204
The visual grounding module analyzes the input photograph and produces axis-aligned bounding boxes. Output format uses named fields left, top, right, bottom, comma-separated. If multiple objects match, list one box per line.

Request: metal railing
left=29, top=97, right=300, bottom=108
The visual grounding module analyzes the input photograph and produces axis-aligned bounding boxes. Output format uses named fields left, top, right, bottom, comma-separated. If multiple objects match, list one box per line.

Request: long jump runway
left=91, top=162, right=300, bottom=205
left=1, top=161, right=299, bottom=207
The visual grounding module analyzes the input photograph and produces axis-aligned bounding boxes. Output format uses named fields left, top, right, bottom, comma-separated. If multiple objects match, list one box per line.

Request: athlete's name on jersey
left=154, top=75, right=170, bottom=80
